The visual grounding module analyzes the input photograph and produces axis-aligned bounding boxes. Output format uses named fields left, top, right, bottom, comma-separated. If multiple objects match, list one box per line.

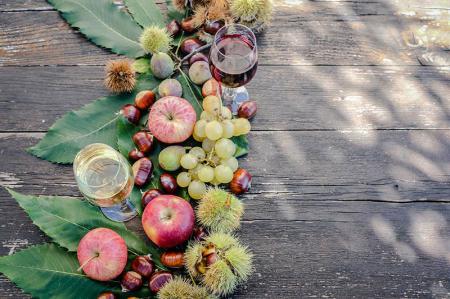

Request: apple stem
left=77, top=252, right=99, bottom=272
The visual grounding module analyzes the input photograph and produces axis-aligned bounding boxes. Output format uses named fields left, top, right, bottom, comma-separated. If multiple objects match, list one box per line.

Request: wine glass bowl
left=73, top=143, right=137, bottom=222
left=209, top=24, right=258, bottom=112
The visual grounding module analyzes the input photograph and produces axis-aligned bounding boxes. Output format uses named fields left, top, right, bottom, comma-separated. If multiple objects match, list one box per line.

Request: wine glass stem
left=222, top=87, right=237, bottom=109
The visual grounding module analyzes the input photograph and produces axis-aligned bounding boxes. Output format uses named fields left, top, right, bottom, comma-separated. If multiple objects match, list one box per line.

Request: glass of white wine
left=73, top=143, right=137, bottom=222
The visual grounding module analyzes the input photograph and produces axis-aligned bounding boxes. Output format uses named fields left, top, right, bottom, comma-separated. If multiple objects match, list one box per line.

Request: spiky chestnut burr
left=184, top=233, right=253, bottom=296
left=230, top=0, right=273, bottom=30
left=140, top=26, right=172, bottom=54
left=158, top=276, right=215, bottom=299
left=197, top=188, right=244, bottom=233
left=104, top=59, right=136, bottom=94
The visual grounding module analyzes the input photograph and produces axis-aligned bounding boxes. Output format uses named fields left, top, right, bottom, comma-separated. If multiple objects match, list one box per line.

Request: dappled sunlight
left=409, top=210, right=450, bottom=263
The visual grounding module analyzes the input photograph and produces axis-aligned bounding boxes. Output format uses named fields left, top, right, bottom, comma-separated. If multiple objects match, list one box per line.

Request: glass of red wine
left=209, top=24, right=258, bottom=113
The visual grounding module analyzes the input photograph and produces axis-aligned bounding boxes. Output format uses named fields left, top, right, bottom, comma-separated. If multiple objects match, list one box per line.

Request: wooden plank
left=0, top=65, right=448, bottom=132
left=2, top=132, right=450, bottom=205
left=0, top=10, right=430, bottom=66
left=0, top=196, right=448, bottom=298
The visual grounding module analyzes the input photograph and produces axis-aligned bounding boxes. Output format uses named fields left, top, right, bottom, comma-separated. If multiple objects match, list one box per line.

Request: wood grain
left=0, top=10, right=438, bottom=66
left=2, top=133, right=450, bottom=205
left=0, top=65, right=448, bottom=132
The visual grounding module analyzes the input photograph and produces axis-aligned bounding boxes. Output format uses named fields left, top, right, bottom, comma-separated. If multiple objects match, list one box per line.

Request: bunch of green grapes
left=176, top=95, right=251, bottom=200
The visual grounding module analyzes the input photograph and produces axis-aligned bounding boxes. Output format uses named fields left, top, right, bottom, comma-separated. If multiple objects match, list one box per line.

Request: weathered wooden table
left=1, top=0, right=449, bottom=298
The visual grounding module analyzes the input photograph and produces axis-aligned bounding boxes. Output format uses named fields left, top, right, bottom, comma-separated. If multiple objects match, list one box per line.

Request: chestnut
left=135, top=90, right=155, bottom=110
left=128, top=149, right=145, bottom=162
left=238, top=100, right=257, bottom=119
left=193, top=226, right=207, bottom=241
left=149, top=271, right=173, bottom=293
left=132, top=131, right=154, bottom=154
left=121, top=271, right=143, bottom=292
left=180, top=38, right=204, bottom=55
left=180, top=17, right=196, bottom=33
left=142, top=189, right=163, bottom=208
left=160, top=173, right=177, bottom=194
left=97, top=292, right=116, bottom=299
left=166, top=19, right=181, bottom=36
left=161, top=251, right=184, bottom=268
left=230, top=168, right=252, bottom=195
left=189, top=52, right=208, bottom=65
left=205, top=251, right=218, bottom=267
left=132, top=158, right=153, bottom=187
left=121, top=104, right=141, bottom=124
left=131, top=255, right=154, bottom=278
left=204, top=20, right=224, bottom=35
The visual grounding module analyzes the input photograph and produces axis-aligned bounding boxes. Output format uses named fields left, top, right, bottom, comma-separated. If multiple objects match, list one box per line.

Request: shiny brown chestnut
left=180, top=38, right=204, bottom=55
left=161, top=251, right=185, bottom=268
left=193, top=226, right=207, bottom=241
left=204, top=20, right=224, bottom=35
left=132, top=131, right=154, bottom=154
left=180, top=17, right=196, bottom=33
left=205, top=251, right=218, bottom=267
left=149, top=271, right=173, bottom=293
left=189, top=52, right=208, bottom=65
left=230, top=168, right=252, bottom=195
left=131, top=255, right=154, bottom=278
left=121, top=271, right=143, bottom=292
left=142, top=189, right=163, bottom=208
left=132, top=158, right=153, bottom=187
left=128, top=149, right=145, bottom=162
left=135, top=90, right=155, bottom=111
left=121, top=104, right=141, bottom=124
left=166, top=19, right=181, bottom=36
left=97, top=292, right=117, bottom=299
left=237, top=100, right=257, bottom=119
left=160, top=173, right=177, bottom=194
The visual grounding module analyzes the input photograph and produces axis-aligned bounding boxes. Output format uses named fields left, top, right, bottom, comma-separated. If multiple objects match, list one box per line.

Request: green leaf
left=133, top=57, right=151, bottom=73
left=231, top=135, right=249, bottom=158
left=178, top=71, right=203, bottom=119
left=6, top=189, right=163, bottom=267
left=165, top=0, right=185, bottom=21
left=117, top=116, right=141, bottom=157
left=28, top=76, right=158, bottom=164
left=48, top=0, right=144, bottom=57
left=0, top=244, right=119, bottom=299
left=124, top=0, right=165, bottom=28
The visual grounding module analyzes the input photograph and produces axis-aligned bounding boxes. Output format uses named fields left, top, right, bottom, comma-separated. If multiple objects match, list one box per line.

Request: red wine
left=210, top=34, right=258, bottom=88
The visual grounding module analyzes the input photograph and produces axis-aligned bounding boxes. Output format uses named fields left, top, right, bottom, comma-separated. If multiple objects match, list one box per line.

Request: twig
left=178, top=43, right=212, bottom=65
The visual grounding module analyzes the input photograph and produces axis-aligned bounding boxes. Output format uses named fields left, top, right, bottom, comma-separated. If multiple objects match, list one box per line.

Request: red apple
left=77, top=228, right=128, bottom=281
left=148, top=96, right=196, bottom=144
left=142, top=195, right=194, bottom=248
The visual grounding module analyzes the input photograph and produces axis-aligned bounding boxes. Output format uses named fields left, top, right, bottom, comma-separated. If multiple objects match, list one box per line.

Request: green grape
left=210, top=178, right=220, bottom=186
left=189, top=147, right=206, bottom=160
left=176, top=172, right=191, bottom=187
left=221, top=119, right=234, bottom=138
left=205, top=120, right=223, bottom=141
left=220, top=106, right=232, bottom=120
left=214, top=165, right=233, bottom=183
left=180, top=153, right=198, bottom=169
left=194, top=119, right=207, bottom=138
left=202, top=95, right=221, bottom=114
left=214, top=138, right=236, bottom=159
left=198, top=165, right=214, bottom=182
left=193, top=131, right=204, bottom=142
left=188, top=180, right=207, bottom=200
left=202, top=138, right=215, bottom=152
left=233, top=118, right=251, bottom=136
left=221, top=156, right=239, bottom=172
left=200, top=111, right=215, bottom=121
left=158, top=145, right=185, bottom=171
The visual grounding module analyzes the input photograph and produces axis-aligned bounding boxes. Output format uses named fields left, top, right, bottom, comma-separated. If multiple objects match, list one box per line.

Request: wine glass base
left=100, top=199, right=137, bottom=222
left=222, top=86, right=249, bottom=115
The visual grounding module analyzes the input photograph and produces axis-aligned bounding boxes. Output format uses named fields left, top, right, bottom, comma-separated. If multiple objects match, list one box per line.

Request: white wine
left=74, top=143, right=134, bottom=208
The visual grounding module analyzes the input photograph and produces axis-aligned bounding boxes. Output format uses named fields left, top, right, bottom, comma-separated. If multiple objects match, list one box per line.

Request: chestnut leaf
left=6, top=189, right=164, bottom=268
left=231, top=135, right=250, bottom=158
left=48, top=0, right=144, bottom=57
left=28, top=75, right=158, bottom=164
left=124, top=0, right=165, bottom=28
